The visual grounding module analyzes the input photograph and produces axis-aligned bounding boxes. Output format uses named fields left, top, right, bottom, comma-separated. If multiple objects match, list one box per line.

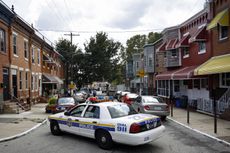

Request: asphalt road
left=0, top=120, right=230, bottom=153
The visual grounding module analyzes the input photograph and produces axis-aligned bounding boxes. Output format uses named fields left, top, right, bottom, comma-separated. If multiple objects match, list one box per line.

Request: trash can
left=180, top=96, right=188, bottom=108
left=175, top=98, right=181, bottom=108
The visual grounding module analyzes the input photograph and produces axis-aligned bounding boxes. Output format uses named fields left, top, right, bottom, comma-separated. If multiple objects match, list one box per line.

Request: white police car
left=48, top=102, right=165, bottom=149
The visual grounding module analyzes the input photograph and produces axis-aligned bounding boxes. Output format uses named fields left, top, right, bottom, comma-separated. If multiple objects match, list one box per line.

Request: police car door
left=64, top=105, right=86, bottom=134
left=79, top=105, right=100, bottom=138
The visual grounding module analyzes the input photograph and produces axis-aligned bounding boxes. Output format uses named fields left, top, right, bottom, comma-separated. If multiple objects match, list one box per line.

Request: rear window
left=58, top=97, right=75, bottom=105
left=107, top=104, right=137, bottom=118
left=142, top=96, right=160, bottom=103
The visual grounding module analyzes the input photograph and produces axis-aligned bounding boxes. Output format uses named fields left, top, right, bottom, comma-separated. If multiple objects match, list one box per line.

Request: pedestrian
left=93, top=89, right=97, bottom=97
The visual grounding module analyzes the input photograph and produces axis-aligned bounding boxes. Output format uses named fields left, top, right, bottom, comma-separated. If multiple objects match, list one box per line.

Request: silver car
left=131, top=96, right=169, bottom=120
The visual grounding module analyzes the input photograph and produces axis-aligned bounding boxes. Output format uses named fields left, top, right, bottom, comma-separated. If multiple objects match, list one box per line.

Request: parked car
left=74, top=91, right=87, bottom=103
left=45, top=97, right=76, bottom=114
left=122, top=93, right=138, bottom=105
left=131, top=96, right=169, bottom=120
left=48, top=102, right=165, bottom=149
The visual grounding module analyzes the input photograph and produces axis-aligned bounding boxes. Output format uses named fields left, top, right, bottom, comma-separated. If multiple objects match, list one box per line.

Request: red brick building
left=0, top=1, right=64, bottom=113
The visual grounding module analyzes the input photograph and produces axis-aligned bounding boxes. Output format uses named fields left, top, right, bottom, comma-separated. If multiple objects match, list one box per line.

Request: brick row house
left=0, top=2, right=64, bottom=113
left=126, top=0, right=230, bottom=116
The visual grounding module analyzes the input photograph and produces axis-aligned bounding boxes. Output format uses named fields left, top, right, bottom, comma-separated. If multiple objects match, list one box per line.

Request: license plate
left=154, top=106, right=162, bottom=110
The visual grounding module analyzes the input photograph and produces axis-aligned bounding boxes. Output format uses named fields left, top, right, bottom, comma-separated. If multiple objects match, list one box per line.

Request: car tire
left=161, top=116, right=167, bottom=121
left=95, top=130, right=113, bottom=149
left=50, top=120, right=62, bottom=135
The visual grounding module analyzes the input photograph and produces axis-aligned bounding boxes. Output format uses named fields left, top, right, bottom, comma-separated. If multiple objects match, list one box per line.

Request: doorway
left=12, top=69, right=17, bottom=98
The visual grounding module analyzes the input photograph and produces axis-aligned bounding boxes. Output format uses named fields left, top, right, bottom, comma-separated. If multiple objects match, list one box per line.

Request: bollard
left=187, top=101, right=189, bottom=124
left=170, top=96, right=173, bottom=117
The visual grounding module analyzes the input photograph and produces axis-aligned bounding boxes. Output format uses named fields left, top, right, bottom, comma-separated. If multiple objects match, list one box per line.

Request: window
left=174, top=80, right=180, bottom=92
left=201, top=79, right=208, bottom=89
left=157, top=80, right=170, bottom=97
left=221, top=72, right=230, bottom=87
left=70, top=105, right=86, bottom=117
left=183, top=48, right=189, bottom=58
left=198, top=42, right=206, bottom=54
left=24, top=39, right=28, bottom=59
left=25, top=72, right=28, bottom=89
left=32, top=46, right=35, bottom=63
left=136, top=61, right=139, bottom=69
left=35, top=75, right=38, bottom=90
left=219, top=26, right=228, bottom=40
left=144, top=56, right=147, bottom=67
left=84, top=106, right=100, bottom=118
left=19, top=71, right=23, bottom=90
left=148, top=56, right=153, bottom=67
left=0, top=29, right=6, bottom=52
left=171, top=50, right=177, bottom=57
left=107, top=104, right=137, bottom=119
left=193, top=79, right=200, bottom=89
left=37, top=49, right=40, bottom=65
left=31, top=75, right=34, bottom=91
left=13, top=33, right=17, bottom=55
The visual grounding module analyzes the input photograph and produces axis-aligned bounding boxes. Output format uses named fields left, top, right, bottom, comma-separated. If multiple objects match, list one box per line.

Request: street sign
left=137, top=69, right=145, bottom=77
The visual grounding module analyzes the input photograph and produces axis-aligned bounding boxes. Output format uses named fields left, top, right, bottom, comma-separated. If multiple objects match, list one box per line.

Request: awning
left=156, top=66, right=198, bottom=80
left=156, top=41, right=166, bottom=52
left=189, top=26, right=207, bottom=43
left=176, top=35, right=189, bottom=48
left=207, top=8, right=229, bottom=30
left=156, top=69, right=180, bottom=80
left=172, top=66, right=198, bottom=79
left=42, top=73, right=58, bottom=84
left=54, top=76, right=64, bottom=84
left=194, top=54, right=230, bottom=75
left=165, top=39, right=178, bottom=50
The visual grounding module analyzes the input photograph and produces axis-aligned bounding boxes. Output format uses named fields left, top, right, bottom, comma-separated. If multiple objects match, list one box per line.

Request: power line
left=38, top=28, right=164, bottom=33
left=63, top=0, right=75, bottom=30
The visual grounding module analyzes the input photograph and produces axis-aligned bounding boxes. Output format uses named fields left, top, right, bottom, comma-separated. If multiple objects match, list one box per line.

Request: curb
left=0, top=119, right=47, bottom=142
left=168, top=117, right=230, bottom=147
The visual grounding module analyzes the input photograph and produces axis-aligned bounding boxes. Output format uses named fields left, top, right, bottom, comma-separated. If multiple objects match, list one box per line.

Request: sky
left=2, top=0, right=206, bottom=50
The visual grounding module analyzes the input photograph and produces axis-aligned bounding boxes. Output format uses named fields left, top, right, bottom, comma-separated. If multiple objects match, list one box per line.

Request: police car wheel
left=50, top=120, right=61, bottom=135
left=96, top=130, right=113, bottom=149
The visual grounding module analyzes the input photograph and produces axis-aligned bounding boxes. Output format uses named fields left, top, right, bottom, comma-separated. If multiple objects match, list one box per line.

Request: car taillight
left=130, top=123, right=141, bottom=133
left=144, top=105, right=150, bottom=110
left=166, top=105, right=169, bottom=111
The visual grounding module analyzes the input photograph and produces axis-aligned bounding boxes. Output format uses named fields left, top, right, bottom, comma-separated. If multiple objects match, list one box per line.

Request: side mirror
left=64, top=111, right=70, bottom=116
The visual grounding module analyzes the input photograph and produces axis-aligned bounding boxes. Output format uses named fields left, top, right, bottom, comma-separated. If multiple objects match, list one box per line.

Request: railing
left=8, top=93, right=26, bottom=112
left=196, top=88, right=230, bottom=114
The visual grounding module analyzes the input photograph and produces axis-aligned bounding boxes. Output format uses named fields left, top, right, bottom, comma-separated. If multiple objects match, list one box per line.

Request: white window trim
left=183, top=54, right=189, bottom=58
left=219, top=25, right=228, bottom=41
left=198, top=42, right=206, bottom=54
left=19, top=71, right=23, bottom=90
left=32, top=45, right=35, bottom=63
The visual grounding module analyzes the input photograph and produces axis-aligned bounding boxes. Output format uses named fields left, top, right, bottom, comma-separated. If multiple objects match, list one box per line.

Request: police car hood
left=114, top=113, right=159, bottom=124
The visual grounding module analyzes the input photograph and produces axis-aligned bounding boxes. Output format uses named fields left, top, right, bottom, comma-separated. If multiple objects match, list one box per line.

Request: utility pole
left=64, top=32, right=80, bottom=45
left=63, top=32, right=80, bottom=88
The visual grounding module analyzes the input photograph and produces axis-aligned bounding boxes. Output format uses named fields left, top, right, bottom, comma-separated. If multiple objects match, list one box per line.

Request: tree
left=147, top=32, right=162, bottom=44
left=55, top=38, right=80, bottom=87
left=83, top=32, right=124, bottom=84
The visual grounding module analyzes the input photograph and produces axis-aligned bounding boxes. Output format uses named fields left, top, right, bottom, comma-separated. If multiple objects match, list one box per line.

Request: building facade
left=0, top=1, right=64, bottom=113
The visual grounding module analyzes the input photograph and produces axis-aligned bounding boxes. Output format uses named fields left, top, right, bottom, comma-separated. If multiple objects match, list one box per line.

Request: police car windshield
left=107, top=104, right=137, bottom=118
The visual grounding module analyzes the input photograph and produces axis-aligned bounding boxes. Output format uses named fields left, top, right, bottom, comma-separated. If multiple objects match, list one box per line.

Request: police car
left=48, top=102, right=165, bottom=149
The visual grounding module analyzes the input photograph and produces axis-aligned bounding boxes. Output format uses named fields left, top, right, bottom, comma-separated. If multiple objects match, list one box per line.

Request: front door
left=12, top=73, right=17, bottom=98
left=3, top=68, right=10, bottom=100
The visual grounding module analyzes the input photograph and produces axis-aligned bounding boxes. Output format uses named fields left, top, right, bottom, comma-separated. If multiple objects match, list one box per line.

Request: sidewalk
left=168, top=107, right=230, bottom=145
left=0, top=103, right=48, bottom=141
left=0, top=103, right=230, bottom=146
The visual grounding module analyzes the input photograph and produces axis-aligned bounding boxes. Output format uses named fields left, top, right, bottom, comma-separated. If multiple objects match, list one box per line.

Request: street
left=0, top=120, right=229, bottom=153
